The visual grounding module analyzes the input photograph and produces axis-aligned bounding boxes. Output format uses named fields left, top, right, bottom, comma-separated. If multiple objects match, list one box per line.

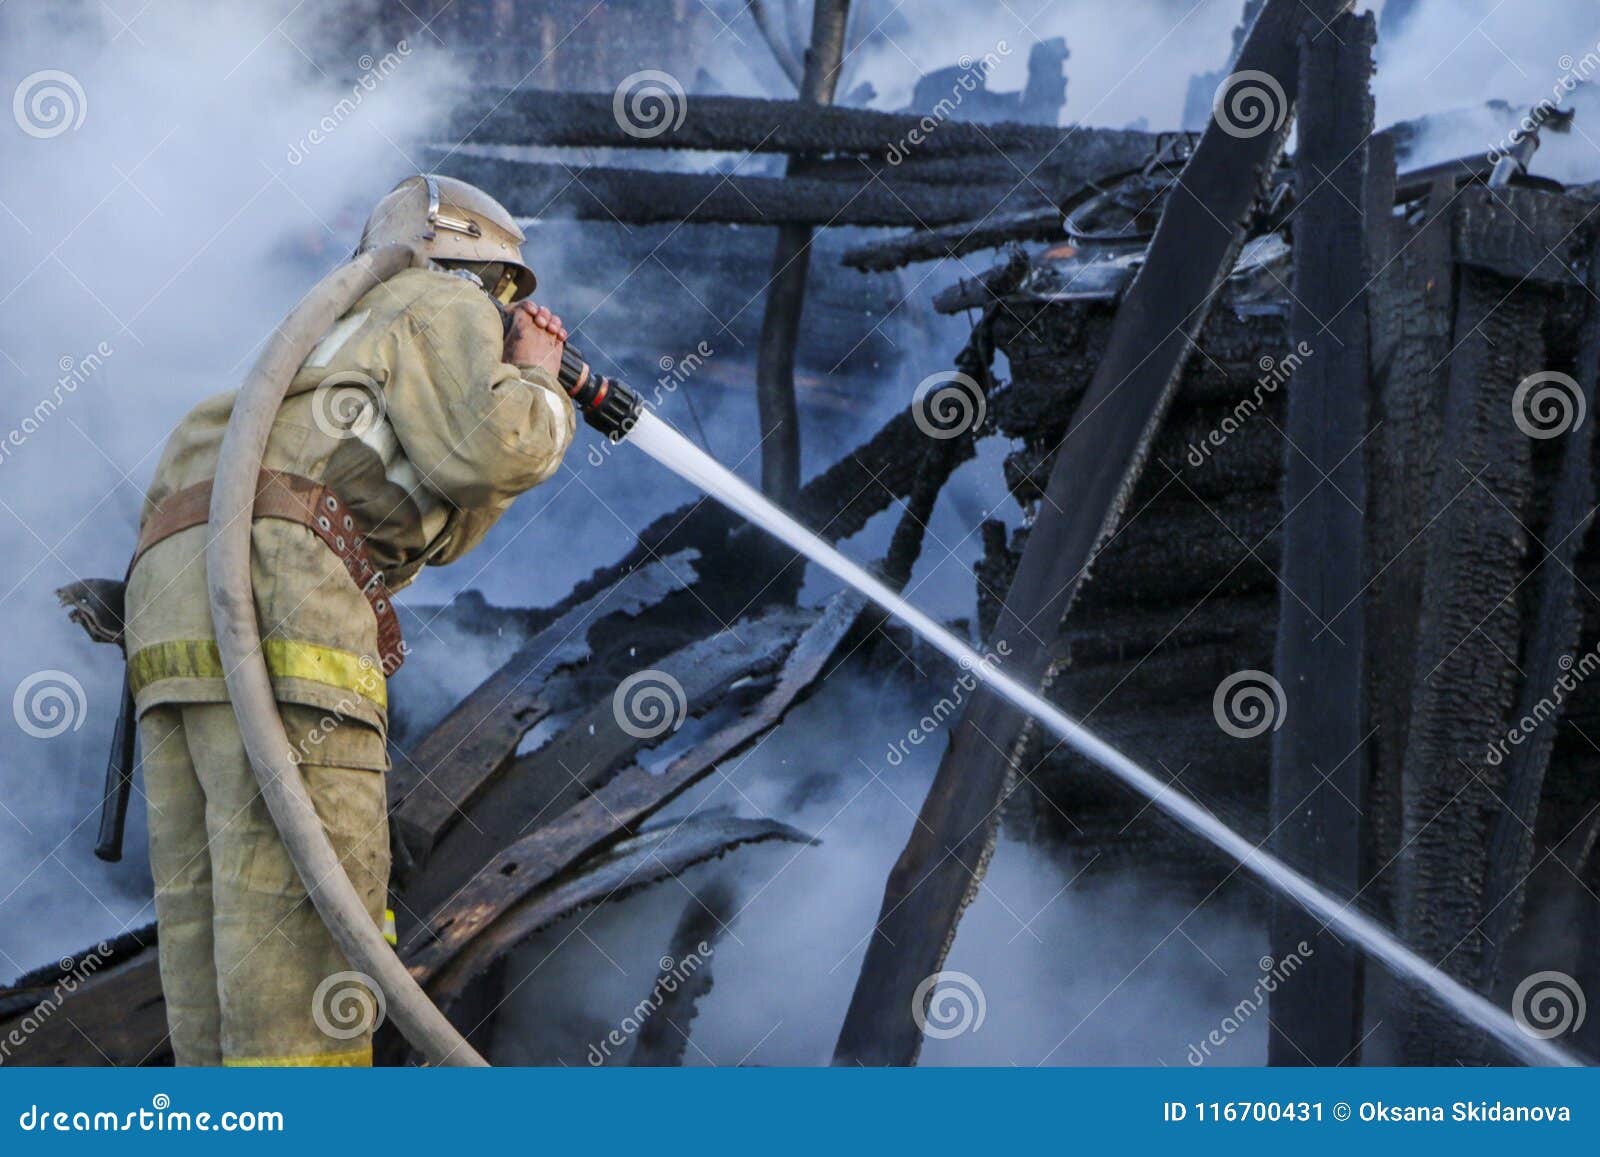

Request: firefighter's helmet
left=357, top=174, right=535, bottom=301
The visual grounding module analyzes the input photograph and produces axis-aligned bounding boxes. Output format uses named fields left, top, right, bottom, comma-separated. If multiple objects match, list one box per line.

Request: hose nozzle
left=557, top=346, right=643, bottom=443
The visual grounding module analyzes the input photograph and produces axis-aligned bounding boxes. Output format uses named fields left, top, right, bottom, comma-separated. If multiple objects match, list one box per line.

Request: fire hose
left=208, top=249, right=642, bottom=1067
left=206, top=243, right=486, bottom=1067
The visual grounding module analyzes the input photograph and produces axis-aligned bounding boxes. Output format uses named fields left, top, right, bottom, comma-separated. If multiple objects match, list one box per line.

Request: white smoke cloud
left=0, top=0, right=459, bottom=971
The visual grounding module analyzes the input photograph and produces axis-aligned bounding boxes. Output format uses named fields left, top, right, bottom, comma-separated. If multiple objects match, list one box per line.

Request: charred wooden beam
left=388, top=551, right=698, bottom=858
left=442, top=87, right=1150, bottom=162
left=404, top=591, right=862, bottom=993
left=0, top=926, right=165, bottom=1066
left=433, top=153, right=1044, bottom=228
left=1481, top=244, right=1600, bottom=988
left=1267, top=12, right=1374, bottom=1068
left=629, top=876, right=739, bottom=1065
left=406, top=606, right=812, bottom=917
left=1364, top=177, right=1457, bottom=924
left=1452, top=185, right=1594, bottom=287
left=756, top=0, right=853, bottom=507
left=841, top=208, right=1065, bottom=273
left=428, top=819, right=812, bottom=1014
left=930, top=246, right=1033, bottom=315
left=1396, top=270, right=1543, bottom=1063
left=834, top=0, right=1356, bottom=1068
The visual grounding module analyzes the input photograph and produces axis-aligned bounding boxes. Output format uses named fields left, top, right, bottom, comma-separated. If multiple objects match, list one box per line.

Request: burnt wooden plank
left=1267, top=12, right=1374, bottom=1068
left=834, top=0, right=1356, bottom=1067
left=1452, top=185, right=1594, bottom=287
left=435, top=154, right=1051, bottom=229
left=629, top=876, right=739, bottom=1066
left=427, top=819, right=813, bottom=1014
left=389, top=551, right=697, bottom=857
left=1396, top=268, right=1541, bottom=1063
left=445, top=87, right=1154, bottom=163
left=404, top=607, right=812, bottom=918
left=1481, top=245, right=1600, bottom=987
left=0, top=928, right=168, bottom=1066
left=403, top=591, right=863, bottom=987
left=841, top=208, right=1066, bottom=273
left=1364, top=176, right=1457, bottom=922
left=754, top=0, right=853, bottom=507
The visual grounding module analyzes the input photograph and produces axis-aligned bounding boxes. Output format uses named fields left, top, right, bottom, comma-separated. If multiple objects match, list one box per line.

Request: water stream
left=625, top=408, right=1581, bottom=1068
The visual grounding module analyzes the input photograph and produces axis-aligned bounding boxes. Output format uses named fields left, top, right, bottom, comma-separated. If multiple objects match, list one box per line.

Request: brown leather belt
left=131, top=470, right=405, bottom=673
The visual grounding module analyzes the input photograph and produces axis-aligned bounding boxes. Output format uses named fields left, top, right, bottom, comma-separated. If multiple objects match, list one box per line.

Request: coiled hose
left=206, top=243, right=487, bottom=1067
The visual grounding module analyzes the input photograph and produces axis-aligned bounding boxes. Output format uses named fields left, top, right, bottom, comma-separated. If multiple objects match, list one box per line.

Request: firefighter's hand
left=505, top=300, right=567, bottom=379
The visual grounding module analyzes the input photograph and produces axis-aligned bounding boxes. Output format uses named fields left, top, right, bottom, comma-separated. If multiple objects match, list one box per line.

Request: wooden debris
left=405, top=591, right=863, bottom=993
left=389, top=551, right=699, bottom=857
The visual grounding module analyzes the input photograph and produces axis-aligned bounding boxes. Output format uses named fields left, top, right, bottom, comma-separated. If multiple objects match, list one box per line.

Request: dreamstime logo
left=13, top=70, right=87, bottom=139
left=1512, top=970, right=1586, bottom=1040
left=310, top=372, right=386, bottom=441
left=1511, top=370, right=1585, bottom=439
left=612, top=70, right=687, bottom=139
left=1186, top=942, right=1314, bottom=1065
left=585, top=339, right=714, bottom=469
left=884, top=40, right=1012, bottom=164
left=911, top=371, right=985, bottom=440
left=911, top=970, right=986, bottom=1040
left=12, top=670, right=87, bottom=739
left=1186, top=341, right=1313, bottom=467
left=0, top=340, right=114, bottom=469
left=311, top=971, right=386, bottom=1040
left=1212, top=69, right=1288, bottom=139
left=287, top=41, right=411, bottom=164
left=586, top=942, right=713, bottom=1065
left=0, top=941, right=111, bottom=1064
left=1212, top=669, right=1286, bottom=739
left=611, top=669, right=688, bottom=739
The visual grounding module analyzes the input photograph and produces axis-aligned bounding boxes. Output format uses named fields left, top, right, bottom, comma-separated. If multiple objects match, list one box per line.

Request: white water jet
left=624, top=408, right=1582, bottom=1068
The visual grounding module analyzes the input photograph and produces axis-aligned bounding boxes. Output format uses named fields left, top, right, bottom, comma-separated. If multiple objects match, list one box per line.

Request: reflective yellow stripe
left=383, top=908, right=398, bottom=947
left=223, top=1045, right=372, bottom=1068
left=128, top=638, right=387, bottom=710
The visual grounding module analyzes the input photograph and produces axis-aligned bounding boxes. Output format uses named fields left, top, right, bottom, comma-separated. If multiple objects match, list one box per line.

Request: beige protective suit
left=126, top=267, right=575, bottom=1065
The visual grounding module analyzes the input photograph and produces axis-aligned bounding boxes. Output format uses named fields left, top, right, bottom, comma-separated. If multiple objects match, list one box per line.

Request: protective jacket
left=124, top=267, right=575, bottom=753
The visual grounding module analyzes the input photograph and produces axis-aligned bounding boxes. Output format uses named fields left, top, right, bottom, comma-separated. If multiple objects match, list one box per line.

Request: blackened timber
left=757, top=0, right=851, bottom=506
left=389, top=552, right=697, bottom=857
left=1363, top=178, right=1456, bottom=919
left=1397, top=269, right=1541, bottom=1063
left=403, top=591, right=862, bottom=990
left=405, top=608, right=810, bottom=918
left=443, top=87, right=1151, bottom=161
left=424, top=820, right=813, bottom=1011
left=1267, top=12, right=1374, bottom=1068
left=842, top=208, right=1065, bottom=273
left=1451, top=185, right=1594, bottom=287
left=1480, top=245, right=1600, bottom=988
left=0, top=925, right=165, bottom=1066
left=436, top=155, right=1048, bottom=228
left=629, top=877, right=739, bottom=1065
left=880, top=314, right=999, bottom=590
left=834, top=0, right=1356, bottom=1068
left=931, top=247, right=1033, bottom=315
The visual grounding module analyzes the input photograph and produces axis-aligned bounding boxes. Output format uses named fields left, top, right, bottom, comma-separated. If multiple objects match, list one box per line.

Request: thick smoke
left=0, top=0, right=457, bottom=970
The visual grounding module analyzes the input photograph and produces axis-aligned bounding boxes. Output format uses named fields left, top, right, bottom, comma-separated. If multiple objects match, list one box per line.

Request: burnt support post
left=1266, top=12, right=1375, bottom=1067
left=755, top=0, right=851, bottom=507
left=833, top=0, right=1356, bottom=1067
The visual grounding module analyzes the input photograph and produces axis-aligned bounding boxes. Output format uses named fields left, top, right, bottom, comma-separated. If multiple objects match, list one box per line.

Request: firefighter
left=122, top=175, right=576, bottom=1066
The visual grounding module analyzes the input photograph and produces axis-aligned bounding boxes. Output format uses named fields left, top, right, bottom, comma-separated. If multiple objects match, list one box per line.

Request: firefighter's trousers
left=138, top=701, right=390, bottom=1066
